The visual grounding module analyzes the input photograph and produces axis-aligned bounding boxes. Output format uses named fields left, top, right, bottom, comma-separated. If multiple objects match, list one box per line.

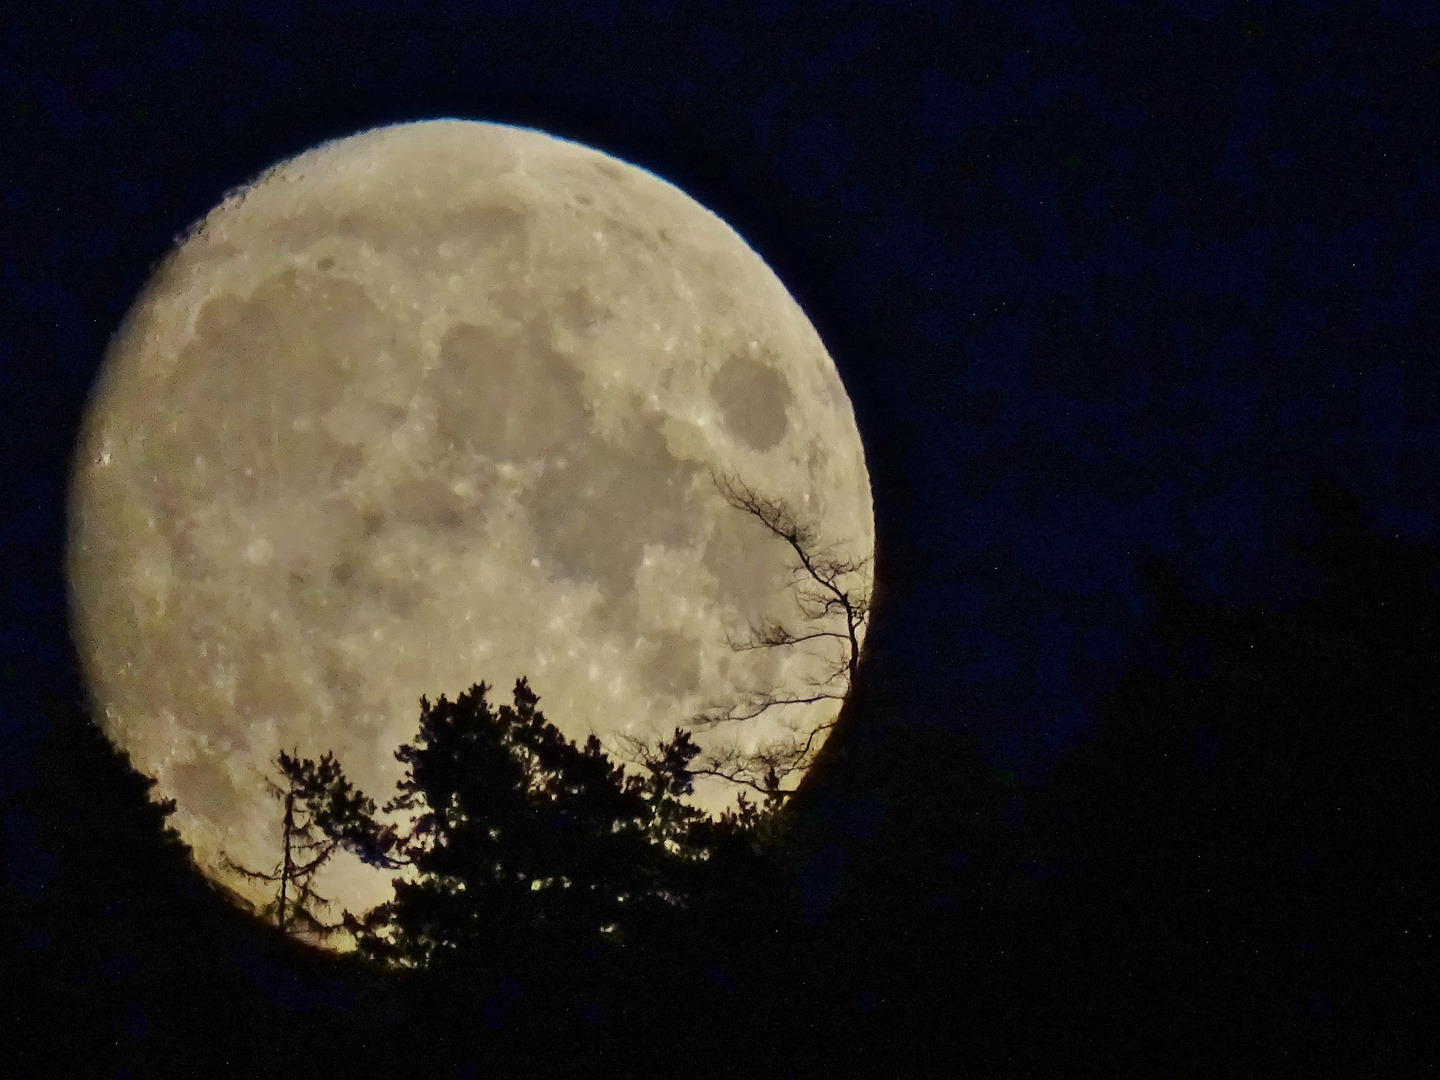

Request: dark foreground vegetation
left=3, top=481, right=1433, bottom=1077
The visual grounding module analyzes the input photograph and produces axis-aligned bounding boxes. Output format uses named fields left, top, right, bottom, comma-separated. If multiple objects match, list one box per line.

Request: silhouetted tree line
left=4, top=478, right=1433, bottom=1075
left=234, top=678, right=785, bottom=974
left=2, top=669, right=805, bottom=1078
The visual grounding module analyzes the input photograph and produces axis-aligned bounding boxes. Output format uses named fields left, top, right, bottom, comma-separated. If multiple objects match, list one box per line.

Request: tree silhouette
left=681, top=468, right=874, bottom=803
left=223, top=750, right=398, bottom=938
left=344, top=678, right=718, bottom=975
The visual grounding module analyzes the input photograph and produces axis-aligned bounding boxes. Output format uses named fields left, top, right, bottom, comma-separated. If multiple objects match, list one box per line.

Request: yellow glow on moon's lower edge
left=67, top=119, right=874, bottom=935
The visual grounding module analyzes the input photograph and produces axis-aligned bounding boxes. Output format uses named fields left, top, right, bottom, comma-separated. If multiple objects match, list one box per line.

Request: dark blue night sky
left=3, top=0, right=1438, bottom=792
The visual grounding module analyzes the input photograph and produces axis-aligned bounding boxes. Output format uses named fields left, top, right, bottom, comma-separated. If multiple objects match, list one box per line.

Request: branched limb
left=689, top=715, right=840, bottom=801
left=690, top=690, right=847, bottom=729
left=709, top=467, right=872, bottom=682
left=220, top=748, right=400, bottom=935
left=723, top=618, right=851, bottom=653
left=641, top=469, right=875, bottom=806
left=221, top=853, right=284, bottom=885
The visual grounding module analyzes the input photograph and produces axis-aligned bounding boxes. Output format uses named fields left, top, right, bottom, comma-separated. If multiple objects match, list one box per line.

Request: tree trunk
left=279, top=788, right=296, bottom=932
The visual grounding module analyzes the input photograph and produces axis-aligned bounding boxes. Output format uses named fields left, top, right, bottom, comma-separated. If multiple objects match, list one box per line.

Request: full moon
left=66, top=119, right=873, bottom=926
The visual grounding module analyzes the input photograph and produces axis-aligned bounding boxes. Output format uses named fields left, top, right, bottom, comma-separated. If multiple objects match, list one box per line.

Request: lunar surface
left=66, top=119, right=873, bottom=926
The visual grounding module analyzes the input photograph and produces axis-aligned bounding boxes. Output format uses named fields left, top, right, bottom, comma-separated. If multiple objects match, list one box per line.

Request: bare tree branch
left=689, top=713, right=841, bottom=801
left=615, top=471, right=869, bottom=804
left=725, top=620, right=852, bottom=652
left=691, top=691, right=847, bottom=728
left=707, top=466, right=870, bottom=689
left=615, top=469, right=875, bottom=807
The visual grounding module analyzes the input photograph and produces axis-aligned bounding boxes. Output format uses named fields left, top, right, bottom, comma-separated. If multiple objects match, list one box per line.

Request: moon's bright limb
left=65, top=120, right=873, bottom=925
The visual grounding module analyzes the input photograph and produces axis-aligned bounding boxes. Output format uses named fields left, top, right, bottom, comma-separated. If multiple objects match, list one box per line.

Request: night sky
left=2, top=0, right=1437, bottom=1071
left=6, top=0, right=1437, bottom=783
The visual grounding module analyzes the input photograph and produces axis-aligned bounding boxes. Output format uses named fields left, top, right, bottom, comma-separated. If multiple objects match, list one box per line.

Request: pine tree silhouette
left=223, top=749, right=397, bottom=938
left=346, top=678, right=724, bottom=977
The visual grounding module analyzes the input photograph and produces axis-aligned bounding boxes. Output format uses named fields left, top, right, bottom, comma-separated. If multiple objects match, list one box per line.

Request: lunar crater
left=710, top=354, right=795, bottom=453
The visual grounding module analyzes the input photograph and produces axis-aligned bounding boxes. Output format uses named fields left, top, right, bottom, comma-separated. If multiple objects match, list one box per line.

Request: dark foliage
left=225, top=748, right=397, bottom=936
left=5, top=480, right=1432, bottom=1076
left=349, top=678, right=718, bottom=975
